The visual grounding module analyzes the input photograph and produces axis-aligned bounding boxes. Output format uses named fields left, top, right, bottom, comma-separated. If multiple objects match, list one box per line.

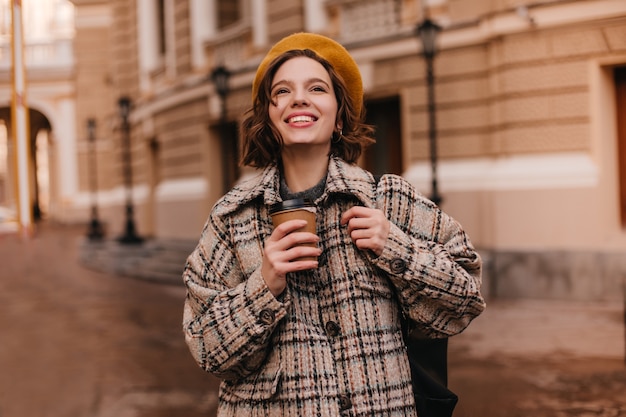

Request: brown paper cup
left=269, top=199, right=317, bottom=261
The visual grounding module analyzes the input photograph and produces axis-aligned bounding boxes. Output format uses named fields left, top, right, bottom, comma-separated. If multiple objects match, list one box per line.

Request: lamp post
left=417, top=18, right=442, bottom=206
left=86, top=118, right=104, bottom=240
left=210, top=65, right=231, bottom=193
left=117, top=96, right=143, bottom=244
left=211, top=65, right=230, bottom=116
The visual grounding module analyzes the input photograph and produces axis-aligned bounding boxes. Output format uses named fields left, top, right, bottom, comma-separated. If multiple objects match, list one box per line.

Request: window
left=156, top=0, right=166, bottom=56
left=217, top=0, right=240, bottom=30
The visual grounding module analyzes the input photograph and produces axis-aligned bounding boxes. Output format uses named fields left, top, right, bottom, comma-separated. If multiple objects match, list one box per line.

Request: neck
left=281, top=150, right=329, bottom=192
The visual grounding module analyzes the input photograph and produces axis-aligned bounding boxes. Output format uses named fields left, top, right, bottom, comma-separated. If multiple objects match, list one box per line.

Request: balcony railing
left=331, top=0, right=408, bottom=43
left=0, top=37, right=74, bottom=70
left=205, top=19, right=253, bottom=70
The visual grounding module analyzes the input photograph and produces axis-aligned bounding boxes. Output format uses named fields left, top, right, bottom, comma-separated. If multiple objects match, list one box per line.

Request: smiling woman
left=181, top=32, right=485, bottom=417
left=243, top=34, right=373, bottom=169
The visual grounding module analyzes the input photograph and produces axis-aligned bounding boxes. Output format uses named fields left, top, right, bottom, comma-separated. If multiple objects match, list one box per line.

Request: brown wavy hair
left=240, top=49, right=375, bottom=168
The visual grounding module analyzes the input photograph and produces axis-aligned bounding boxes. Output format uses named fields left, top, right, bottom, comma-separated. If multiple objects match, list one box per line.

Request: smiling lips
left=287, top=115, right=317, bottom=124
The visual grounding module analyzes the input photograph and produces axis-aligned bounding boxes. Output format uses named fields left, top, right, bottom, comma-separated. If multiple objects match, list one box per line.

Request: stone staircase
left=79, top=237, right=198, bottom=285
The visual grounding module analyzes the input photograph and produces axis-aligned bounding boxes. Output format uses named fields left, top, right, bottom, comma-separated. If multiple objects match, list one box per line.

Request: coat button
left=390, top=258, right=407, bottom=274
left=325, top=321, right=341, bottom=337
left=338, top=394, right=352, bottom=410
left=258, top=309, right=276, bottom=325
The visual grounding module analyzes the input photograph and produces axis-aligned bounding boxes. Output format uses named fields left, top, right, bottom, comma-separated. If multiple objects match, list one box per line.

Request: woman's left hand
left=340, top=206, right=390, bottom=257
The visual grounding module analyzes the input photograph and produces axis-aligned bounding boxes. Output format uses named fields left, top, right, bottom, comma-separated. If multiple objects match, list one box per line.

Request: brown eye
left=272, top=87, right=289, bottom=96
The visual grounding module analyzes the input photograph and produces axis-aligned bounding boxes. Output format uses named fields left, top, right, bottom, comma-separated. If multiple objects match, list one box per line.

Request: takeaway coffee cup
left=269, top=198, right=317, bottom=261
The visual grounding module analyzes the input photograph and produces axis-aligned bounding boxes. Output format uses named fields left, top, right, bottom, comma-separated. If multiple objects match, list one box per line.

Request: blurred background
left=0, top=0, right=625, bottom=416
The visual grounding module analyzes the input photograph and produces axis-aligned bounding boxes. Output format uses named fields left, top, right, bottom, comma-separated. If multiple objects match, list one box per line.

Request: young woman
left=182, top=32, right=486, bottom=416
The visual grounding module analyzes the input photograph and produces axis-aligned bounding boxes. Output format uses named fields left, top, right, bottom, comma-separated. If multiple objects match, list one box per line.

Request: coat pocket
left=221, top=360, right=282, bottom=402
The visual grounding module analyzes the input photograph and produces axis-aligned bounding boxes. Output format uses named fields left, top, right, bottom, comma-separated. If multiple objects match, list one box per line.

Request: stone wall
left=481, top=250, right=626, bottom=302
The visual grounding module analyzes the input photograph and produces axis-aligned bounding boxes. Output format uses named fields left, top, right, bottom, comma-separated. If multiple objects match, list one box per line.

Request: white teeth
left=288, top=115, right=315, bottom=123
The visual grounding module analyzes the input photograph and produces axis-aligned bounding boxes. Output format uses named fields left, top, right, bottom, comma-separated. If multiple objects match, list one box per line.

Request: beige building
left=3, top=0, right=626, bottom=301
left=0, top=0, right=75, bottom=225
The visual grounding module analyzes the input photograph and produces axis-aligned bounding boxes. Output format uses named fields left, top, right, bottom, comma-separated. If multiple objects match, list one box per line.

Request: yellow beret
left=252, top=32, right=363, bottom=115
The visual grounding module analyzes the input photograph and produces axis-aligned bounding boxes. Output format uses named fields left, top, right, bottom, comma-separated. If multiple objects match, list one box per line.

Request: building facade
left=3, top=0, right=626, bottom=301
left=0, top=0, right=75, bottom=223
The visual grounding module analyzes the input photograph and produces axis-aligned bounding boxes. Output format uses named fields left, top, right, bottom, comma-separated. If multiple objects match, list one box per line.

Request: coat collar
left=324, top=156, right=377, bottom=207
left=213, top=156, right=377, bottom=217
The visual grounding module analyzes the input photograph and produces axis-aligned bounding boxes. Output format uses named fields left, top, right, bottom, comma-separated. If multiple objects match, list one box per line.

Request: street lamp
left=210, top=65, right=232, bottom=193
left=86, top=118, right=104, bottom=240
left=211, top=64, right=230, bottom=106
left=117, top=96, right=143, bottom=244
left=417, top=18, right=442, bottom=206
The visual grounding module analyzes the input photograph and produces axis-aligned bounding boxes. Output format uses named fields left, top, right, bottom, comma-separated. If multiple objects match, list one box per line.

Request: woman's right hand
left=262, top=219, right=321, bottom=297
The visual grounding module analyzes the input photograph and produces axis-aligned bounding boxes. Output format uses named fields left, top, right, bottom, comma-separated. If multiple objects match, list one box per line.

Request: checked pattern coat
left=182, top=156, right=486, bottom=417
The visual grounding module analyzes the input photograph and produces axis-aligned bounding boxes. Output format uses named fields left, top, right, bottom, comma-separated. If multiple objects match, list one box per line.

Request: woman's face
left=268, top=56, right=338, bottom=153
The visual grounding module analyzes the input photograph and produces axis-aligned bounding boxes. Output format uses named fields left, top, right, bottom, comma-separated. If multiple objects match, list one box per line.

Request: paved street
left=450, top=300, right=626, bottom=416
left=0, top=223, right=220, bottom=417
left=1, top=223, right=625, bottom=417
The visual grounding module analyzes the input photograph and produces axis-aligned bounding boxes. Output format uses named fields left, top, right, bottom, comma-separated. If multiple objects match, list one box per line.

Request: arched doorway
left=30, top=110, right=52, bottom=220
left=0, top=107, right=52, bottom=222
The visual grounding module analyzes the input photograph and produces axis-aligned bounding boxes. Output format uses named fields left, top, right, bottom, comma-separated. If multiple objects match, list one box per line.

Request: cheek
left=326, top=101, right=339, bottom=122
left=327, top=106, right=339, bottom=129
left=268, top=103, right=283, bottom=125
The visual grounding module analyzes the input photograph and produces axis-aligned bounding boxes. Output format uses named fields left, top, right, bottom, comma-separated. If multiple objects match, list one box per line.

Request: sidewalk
left=448, top=298, right=626, bottom=417
left=452, top=298, right=625, bottom=360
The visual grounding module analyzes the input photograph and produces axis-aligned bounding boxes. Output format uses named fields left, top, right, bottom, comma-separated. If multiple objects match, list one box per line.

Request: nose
left=291, top=88, right=309, bottom=106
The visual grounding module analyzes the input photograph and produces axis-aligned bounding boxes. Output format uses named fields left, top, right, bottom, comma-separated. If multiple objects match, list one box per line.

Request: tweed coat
left=182, top=156, right=485, bottom=417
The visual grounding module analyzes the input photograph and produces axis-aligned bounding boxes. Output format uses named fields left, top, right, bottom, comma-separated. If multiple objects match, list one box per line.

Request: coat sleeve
left=371, top=175, right=486, bottom=338
left=181, top=212, right=288, bottom=381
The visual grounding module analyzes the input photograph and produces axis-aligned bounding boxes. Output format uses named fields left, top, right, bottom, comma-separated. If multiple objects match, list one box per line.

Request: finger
left=275, top=258, right=320, bottom=275
left=281, top=232, right=320, bottom=252
left=267, top=246, right=321, bottom=277
left=284, top=245, right=322, bottom=261
left=270, top=219, right=309, bottom=241
left=353, top=238, right=372, bottom=251
left=272, top=255, right=320, bottom=273
left=349, top=228, right=373, bottom=241
left=346, top=217, right=373, bottom=232
left=289, top=259, right=319, bottom=271
left=265, top=231, right=320, bottom=264
left=263, top=240, right=320, bottom=269
left=354, top=239, right=385, bottom=256
left=340, top=206, right=369, bottom=224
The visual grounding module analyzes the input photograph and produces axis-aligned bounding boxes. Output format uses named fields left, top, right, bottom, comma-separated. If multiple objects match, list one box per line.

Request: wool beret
left=252, top=32, right=363, bottom=115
